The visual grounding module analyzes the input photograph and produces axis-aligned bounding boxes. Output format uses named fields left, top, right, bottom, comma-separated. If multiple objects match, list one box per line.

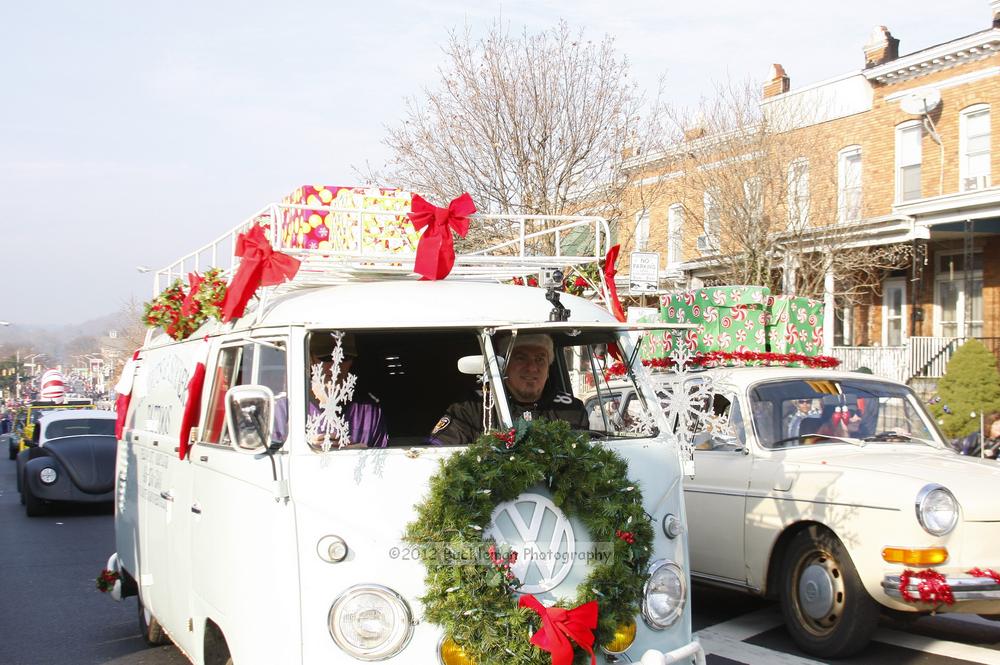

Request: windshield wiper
left=862, top=431, right=935, bottom=445
left=770, top=433, right=866, bottom=448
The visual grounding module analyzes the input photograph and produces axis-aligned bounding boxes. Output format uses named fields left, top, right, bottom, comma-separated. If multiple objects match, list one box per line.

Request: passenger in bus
left=429, top=334, right=588, bottom=445
left=306, top=334, right=388, bottom=449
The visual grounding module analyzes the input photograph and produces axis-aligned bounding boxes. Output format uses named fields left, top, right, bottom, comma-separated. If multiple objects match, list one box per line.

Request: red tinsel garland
left=898, top=569, right=955, bottom=605
left=967, top=567, right=1000, bottom=585
left=602, top=351, right=841, bottom=379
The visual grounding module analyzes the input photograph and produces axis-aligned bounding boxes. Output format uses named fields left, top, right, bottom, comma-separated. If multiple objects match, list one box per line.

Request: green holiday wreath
left=143, top=268, right=227, bottom=341
left=405, top=419, right=654, bottom=665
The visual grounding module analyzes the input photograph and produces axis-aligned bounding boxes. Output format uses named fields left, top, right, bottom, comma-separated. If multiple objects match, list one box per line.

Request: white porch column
left=823, top=262, right=835, bottom=354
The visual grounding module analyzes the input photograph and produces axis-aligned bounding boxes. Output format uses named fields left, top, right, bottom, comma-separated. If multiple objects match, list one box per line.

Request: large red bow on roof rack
left=519, top=594, right=597, bottom=665
left=602, top=244, right=626, bottom=322
left=407, top=193, right=476, bottom=281
left=221, top=224, right=301, bottom=323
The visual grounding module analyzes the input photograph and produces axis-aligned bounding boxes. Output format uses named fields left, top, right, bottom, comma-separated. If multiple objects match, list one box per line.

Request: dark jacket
left=430, top=388, right=589, bottom=446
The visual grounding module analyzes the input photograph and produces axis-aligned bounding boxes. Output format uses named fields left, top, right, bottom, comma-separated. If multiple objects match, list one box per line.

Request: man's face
left=505, top=344, right=550, bottom=403
left=796, top=399, right=813, bottom=413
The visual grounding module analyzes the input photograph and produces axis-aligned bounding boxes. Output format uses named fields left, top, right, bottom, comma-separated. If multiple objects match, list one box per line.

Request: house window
left=838, top=146, right=862, bottom=223
left=634, top=210, right=650, bottom=251
left=834, top=303, right=854, bottom=346
left=703, top=190, right=720, bottom=238
left=935, top=251, right=984, bottom=337
left=895, top=122, right=922, bottom=202
left=787, top=158, right=809, bottom=228
left=960, top=104, right=991, bottom=191
left=667, top=204, right=683, bottom=264
left=882, top=278, right=907, bottom=346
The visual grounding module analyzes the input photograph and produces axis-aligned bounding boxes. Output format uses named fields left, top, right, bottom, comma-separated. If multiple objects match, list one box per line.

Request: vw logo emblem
left=484, top=493, right=576, bottom=594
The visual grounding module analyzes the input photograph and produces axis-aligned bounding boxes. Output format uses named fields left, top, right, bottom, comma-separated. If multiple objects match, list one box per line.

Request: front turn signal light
left=882, top=546, right=949, bottom=565
left=602, top=621, right=637, bottom=654
left=439, top=637, right=476, bottom=665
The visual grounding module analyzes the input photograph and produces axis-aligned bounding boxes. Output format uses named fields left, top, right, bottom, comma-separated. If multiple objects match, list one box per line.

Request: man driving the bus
left=429, top=334, right=588, bottom=445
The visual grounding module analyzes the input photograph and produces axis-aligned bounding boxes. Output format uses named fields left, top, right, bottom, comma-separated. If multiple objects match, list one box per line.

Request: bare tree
left=368, top=20, right=669, bottom=251
left=646, top=79, right=909, bottom=304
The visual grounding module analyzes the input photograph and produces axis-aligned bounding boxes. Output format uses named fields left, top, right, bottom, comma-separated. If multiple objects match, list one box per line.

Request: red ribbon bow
left=221, top=224, right=301, bottom=322
left=407, top=193, right=476, bottom=281
left=602, top=244, right=626, bottom=323
left=519, top=594, right=597, bottom=665
left=180, top=271, right=204, bottom=318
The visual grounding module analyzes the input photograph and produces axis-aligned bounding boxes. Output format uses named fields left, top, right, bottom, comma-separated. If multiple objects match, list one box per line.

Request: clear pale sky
left=0, top=0, right=990, bottom=325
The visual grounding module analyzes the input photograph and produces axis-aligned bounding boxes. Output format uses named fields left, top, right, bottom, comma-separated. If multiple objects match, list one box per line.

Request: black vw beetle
left=18, top=409, right=117, bottom=517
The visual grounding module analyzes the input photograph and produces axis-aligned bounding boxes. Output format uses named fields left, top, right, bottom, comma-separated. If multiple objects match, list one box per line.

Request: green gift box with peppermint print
left=766, top=295, right=825, bottom=356
left=658, top=286, right=771, bottom=356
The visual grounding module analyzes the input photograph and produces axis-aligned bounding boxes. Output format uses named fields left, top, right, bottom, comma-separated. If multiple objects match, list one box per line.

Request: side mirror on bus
left=225, top=385, right=275, bottom=454
left=457, top=355, right=505, bottom=376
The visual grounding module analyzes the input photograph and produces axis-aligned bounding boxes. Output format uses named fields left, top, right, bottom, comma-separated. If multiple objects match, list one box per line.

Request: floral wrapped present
left=279, top=185, right=420, bottom=255
left=766, top=295, right=825, bottom=356
left=659, top=286, right=771, bottom=355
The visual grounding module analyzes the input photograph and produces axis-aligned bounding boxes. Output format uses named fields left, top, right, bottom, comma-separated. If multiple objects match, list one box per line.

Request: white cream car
left=666, top=367, right=1000, bottom=658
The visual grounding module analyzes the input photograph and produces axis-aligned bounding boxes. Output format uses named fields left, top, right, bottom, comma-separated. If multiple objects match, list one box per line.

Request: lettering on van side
left=145, top=404, right=173, bottom=436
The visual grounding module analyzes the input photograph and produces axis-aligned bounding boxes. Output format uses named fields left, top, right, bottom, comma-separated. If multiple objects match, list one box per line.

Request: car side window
left=203, top=345, right=251, bottom=445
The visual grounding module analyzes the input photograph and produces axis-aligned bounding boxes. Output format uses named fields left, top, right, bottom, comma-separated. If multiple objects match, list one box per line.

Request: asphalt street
left=2, top=453, right=1000, bottom=664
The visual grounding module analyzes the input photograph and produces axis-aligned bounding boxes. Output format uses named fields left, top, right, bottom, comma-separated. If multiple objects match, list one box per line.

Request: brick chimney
left=763, top=64, right=790, bottom=98
left=864, top=26, right=899, bottom=67
left=992, top=0, right=1000, bottom=28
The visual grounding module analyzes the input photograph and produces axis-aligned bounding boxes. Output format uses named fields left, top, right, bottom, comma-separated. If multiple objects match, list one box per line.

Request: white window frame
left=837, top=145, right=863, bottom=223
left=634, top=210, right=650, bottom=251
left=882, top=277, right=907, bottom=347
left=933, top=250, right=984, bottom=337
left=895, top=121, right=923, bottom=203
left=667, top=203, right=683, bottom=265
left=787, top=158, right=809, bottom=229
left=959, top=104, right=991, bottom=191
left=703, top=189, right=720, bottom=238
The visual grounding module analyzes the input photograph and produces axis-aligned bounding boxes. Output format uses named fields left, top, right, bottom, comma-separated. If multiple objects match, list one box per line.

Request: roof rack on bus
left=150, top=193, right=616, bottom=323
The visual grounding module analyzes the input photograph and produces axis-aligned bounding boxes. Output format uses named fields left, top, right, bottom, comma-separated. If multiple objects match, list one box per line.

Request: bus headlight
left=916, top=484, right=959, bottom=536
left=39, top=467, right=58, bottom=485
left=328, top=584, right=413, bottom=660
left=642, top=560, right=685, bottom=629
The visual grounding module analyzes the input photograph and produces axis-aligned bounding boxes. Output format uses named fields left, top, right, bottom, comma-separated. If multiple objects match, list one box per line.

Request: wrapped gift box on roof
left=766, top=295, right=825, bottom=356
left=280, top=185, right=420, bottom=254
left=658, top=286, right=771, bottom=355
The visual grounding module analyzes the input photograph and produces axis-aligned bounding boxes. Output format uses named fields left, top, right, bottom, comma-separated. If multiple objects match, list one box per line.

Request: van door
left=188, top=338, right=300, bottom=665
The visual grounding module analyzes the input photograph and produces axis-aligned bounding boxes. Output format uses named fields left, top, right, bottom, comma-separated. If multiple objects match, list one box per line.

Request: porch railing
left=830, top=346, right=909, bottom=383
left=832, top=337, right=1000, bottom=383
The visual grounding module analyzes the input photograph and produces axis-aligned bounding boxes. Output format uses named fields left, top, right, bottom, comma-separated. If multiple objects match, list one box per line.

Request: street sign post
left=629, top=252, right=659, bottom=294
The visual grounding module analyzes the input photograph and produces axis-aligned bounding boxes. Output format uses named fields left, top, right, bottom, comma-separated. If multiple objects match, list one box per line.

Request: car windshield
left=750, top=378, right=942, bottom=449
left=44, top=418, right=115, bottom=439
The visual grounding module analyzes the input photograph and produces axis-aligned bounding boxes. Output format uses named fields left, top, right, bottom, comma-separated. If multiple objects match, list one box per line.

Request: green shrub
left=931, top=339, right=1000, bottom=439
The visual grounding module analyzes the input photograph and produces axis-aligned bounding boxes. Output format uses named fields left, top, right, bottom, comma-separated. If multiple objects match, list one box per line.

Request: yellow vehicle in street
left=17, top=400, right=94, bottom=454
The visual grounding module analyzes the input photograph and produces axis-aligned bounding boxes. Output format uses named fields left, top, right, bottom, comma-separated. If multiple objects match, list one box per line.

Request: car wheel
left=24, top=483, right=46, bottom=517
left=779, top=526, right=879, bottom=658
left=138, top=597, right=170, bottom=646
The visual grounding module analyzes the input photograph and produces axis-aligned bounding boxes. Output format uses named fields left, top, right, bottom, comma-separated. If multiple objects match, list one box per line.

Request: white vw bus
left=106, top=195, right=704, bottom=665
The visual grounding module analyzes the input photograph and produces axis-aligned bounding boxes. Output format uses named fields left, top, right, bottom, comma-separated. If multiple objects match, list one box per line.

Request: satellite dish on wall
left=899, top=88, right=941, bottom=115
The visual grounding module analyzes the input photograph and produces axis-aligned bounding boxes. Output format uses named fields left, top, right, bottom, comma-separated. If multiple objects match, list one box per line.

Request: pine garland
left=405, top=419, right=653, bottom=665
left=143, top=268, right=227, bottom=341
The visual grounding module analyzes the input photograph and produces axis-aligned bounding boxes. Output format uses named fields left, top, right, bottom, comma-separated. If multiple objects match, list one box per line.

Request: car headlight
left=916, top=484, right=959, bottom=536
left=39, top=467, right=58, bottom=485
left=328, top=584, right=413, bottom=660
left=642, top=560, right=686, bottom=629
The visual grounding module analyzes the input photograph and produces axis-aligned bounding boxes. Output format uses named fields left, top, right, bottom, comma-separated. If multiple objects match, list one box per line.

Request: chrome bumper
left=639, top=639, right=706, bottom=665
left=883, top=574, right=1000, bottom=602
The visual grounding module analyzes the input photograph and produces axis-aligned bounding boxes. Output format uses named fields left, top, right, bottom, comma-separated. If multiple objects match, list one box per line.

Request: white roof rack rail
left=152, top=196, right=613, bottom=298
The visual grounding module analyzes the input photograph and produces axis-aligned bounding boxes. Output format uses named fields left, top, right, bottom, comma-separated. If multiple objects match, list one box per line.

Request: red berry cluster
left=615, top=530, right=636, bottom=545
left=488, top=544, right=519, bottom=581
left=95, top=568, right=119, bottom=593
left=492, top=429, right=517, bottom=449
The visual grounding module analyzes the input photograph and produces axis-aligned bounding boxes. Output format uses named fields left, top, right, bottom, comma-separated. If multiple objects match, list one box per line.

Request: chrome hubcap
left=798, top=563, right=835, bottom=619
